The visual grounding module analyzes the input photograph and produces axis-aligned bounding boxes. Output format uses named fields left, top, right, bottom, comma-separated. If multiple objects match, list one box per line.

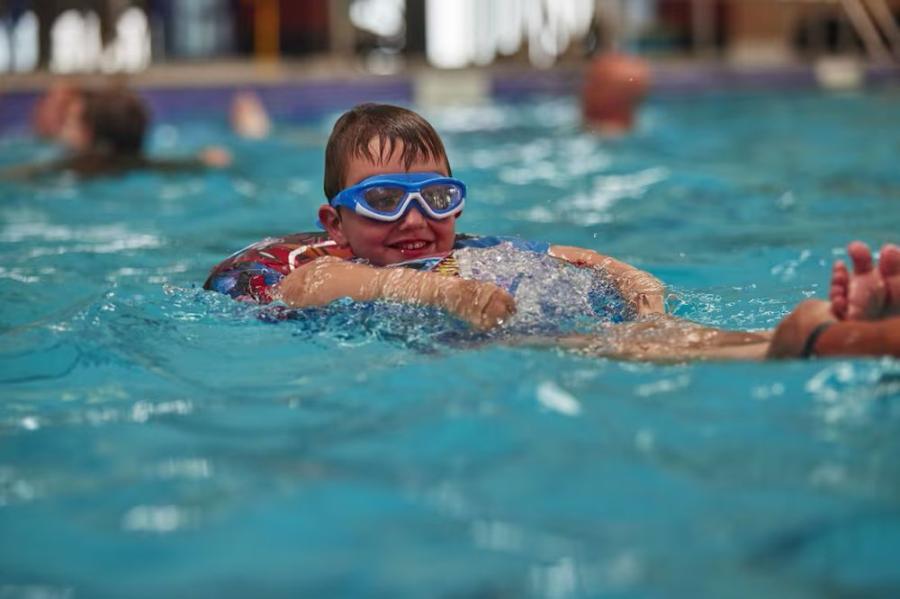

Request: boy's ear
left=318, top=204, right=348, bottom=246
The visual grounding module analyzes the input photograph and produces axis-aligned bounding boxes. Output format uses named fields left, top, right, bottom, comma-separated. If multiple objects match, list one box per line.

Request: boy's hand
left=548, top=244, right=665, bottom=315
left=423, top=277, right=516, bottom=330
left=370, top=267, right=516, bottom=329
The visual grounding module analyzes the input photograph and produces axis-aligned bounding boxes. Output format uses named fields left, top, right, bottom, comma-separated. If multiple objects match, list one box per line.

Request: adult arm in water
left=553, top=241, right=900, bottom=362
left=767, top=300, right=900, bottom=359
left=548, top=245, right=665, bottom=315
left=272, top=256, right=516, bottom=330
left=769, top=242, right=900, bottom=359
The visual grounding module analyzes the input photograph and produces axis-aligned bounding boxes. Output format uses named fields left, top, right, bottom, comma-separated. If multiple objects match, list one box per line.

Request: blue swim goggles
left=329, top=172, right=466, bottom=222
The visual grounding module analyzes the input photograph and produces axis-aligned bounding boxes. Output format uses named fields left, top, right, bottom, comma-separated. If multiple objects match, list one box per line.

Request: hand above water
left=426, top=277, right=517, bottom=331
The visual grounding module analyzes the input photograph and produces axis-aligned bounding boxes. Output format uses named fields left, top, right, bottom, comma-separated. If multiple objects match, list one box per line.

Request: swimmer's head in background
left=581, top=53, right=650, bottom=135
left=62, top=87, right=149, bottom=157
left=32, top=82, right=80, bottom=139
left=328, top=172, right=466, bottom=223
left=323, top=103, right=452, bottom=201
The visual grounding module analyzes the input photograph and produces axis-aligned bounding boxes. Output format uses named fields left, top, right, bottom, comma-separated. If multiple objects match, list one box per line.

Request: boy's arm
left=272, top=257, right=516, bottom=330
left=548, top=245, right=665, bottom=315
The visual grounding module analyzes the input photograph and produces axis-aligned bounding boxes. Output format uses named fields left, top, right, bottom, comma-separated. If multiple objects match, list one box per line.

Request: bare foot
left=878, top=243, right=900, bottom=316
left=844, top=241, right=886, bottom=321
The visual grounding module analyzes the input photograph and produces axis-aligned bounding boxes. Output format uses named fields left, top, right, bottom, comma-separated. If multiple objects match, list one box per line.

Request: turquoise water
left=2, top=90, right=900, bottom=597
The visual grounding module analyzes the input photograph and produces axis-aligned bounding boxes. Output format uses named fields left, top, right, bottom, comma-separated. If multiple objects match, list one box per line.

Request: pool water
left=2, top=89, right=899, bottom=597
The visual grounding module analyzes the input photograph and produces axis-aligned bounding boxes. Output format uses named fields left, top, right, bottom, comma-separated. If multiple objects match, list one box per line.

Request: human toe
left=878, top=243, right=900, bottom=315
left=878, top=244, right=900, bottom=277
left=830, top=260, right=849, bottom=319
left=847, top=241, right=874, bottom=275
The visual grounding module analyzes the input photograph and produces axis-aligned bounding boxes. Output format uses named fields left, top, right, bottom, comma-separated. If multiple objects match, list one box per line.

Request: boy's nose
left=397, top=203, right=428, bottom=228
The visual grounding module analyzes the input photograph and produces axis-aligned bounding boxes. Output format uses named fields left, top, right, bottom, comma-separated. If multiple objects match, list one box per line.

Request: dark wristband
left=800, top=321, right=835, bottom=359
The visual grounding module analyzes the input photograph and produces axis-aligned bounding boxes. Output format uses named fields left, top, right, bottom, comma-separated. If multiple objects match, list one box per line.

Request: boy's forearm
left=548, top=245, right=665, bottom=315
left=274, top=258, right=439, bottom=307
left=273, top=258, right=515, bottom=330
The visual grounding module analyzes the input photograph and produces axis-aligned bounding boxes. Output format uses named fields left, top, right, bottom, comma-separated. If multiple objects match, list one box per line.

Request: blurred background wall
left=1, top=0, right=898, bottom=75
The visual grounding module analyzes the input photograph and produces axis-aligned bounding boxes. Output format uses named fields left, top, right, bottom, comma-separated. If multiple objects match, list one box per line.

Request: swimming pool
left=1, top=88, right=899, bottom=597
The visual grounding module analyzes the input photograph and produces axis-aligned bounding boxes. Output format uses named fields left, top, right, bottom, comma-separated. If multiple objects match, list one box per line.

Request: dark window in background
left=280, top=1, right=329, bottom=55
left=404, top=0, right=424, bottom=56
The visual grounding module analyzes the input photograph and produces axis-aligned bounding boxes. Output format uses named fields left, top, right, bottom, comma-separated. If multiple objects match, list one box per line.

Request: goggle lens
left=363, top=186, right=406, bottom=212
left=361, top=183, right=463, bottom=214
left=420, top=184, right=461, bottom=211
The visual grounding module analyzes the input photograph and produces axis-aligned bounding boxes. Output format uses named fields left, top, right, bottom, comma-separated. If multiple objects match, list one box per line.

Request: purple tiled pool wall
left=0, top=92, right=39, bottom=135
left=490, top=62, right=900, bottom=99
left=1, top=64, right=898, bottom=135
left=142, top=77, right=415, bottom=125
left=0, top=76, right=415, bottom=135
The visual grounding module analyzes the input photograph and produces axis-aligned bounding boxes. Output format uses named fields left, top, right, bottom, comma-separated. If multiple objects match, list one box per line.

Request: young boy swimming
left=205, top=103, right=900, bottom=361
left=206, top=103, right=665, bottom=330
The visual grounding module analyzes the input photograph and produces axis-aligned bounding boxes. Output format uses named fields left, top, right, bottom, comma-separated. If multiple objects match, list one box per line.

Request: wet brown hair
left=323, top=103, right=451, bottom=200
left=81, top=87, right=149, bottom=157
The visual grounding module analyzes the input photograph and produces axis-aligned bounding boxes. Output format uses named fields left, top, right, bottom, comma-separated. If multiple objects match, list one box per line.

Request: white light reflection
left=0, top=468, right=39, bottom=506
left=0, top=11, right=39, bottom=72
left=507, top=165, right=667, bottom=225
left=472, top=518, right=578, bottom=555
left=634, top=427, right=655, bottom=453
left=770, top=250, right=812, bottom=283
left=122, top=505, right=190, bottom=533
left=100, top=7, right=151, bottom=73
left=808, top=462, right=847, bottom=488
left=0, top=587, right=73, bottom=599
left=0, top=267, right=40, bottom=284
left=603, top=551, right=643, bottom=588
left=25, top=235, right=162, bottom=258
left=536, top=381, right=581, bottom=416
left=49, top=8, right=149, bottom=73
left=51, top=10, right=102, bottom=73
left=350, top=0, right=405, bottom=37
left=634, top=374, right=690, bottom=397
left=805, top=361, right=888, bottom=426
left=0, top=25, right=7, bottom=71
left=751, top=382, right=785, bottom=401
left=130, top=400, right=193, bottom=423
left=426, top=0, right=594, bottom=69
left=472, top=519, right=527, bottom=553
left=530, top=556, right=579, bottom=599
left=425, top=0, right=468, bottom=68
left=156, top=458, right=213, bottom=480
left=20, top=416, right=40, bottom=430
left=496, top=0, right=523, bottom=55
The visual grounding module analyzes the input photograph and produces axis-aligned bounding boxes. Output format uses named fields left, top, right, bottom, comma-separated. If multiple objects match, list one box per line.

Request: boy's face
left=319, top=139, right=458, bottom=266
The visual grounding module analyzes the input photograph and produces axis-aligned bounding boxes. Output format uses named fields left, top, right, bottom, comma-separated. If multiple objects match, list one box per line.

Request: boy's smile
left=319, top=139, right=458, bottom=266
